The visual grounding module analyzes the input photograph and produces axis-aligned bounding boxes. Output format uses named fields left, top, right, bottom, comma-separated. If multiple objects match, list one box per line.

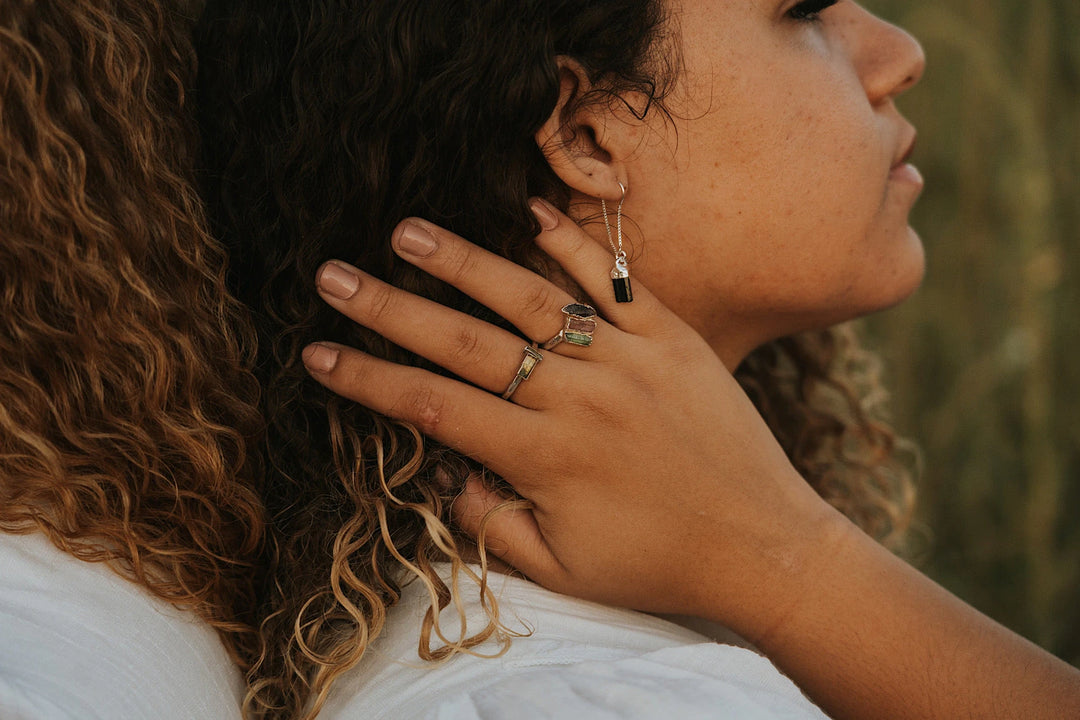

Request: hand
left=302, top=203, right=1080, bottom=720
left=301, top=200, right=842, bottom=642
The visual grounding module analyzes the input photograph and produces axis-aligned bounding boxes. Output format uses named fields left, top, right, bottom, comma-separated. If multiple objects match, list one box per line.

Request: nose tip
left=893, top=28, right=926, bottom=97
left=857, top=10, right=928, bottom=105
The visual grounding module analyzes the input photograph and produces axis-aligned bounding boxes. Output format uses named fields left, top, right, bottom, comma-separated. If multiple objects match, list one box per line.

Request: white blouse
left=0, top=532, right=244, bottom=720
left=320, top=566, right=829, bottom=720
left=1, top=533, right=828, bottom=719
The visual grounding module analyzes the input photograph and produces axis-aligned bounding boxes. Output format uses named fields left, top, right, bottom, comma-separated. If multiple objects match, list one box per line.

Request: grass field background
left=862, top=0, right=1079, bottom=665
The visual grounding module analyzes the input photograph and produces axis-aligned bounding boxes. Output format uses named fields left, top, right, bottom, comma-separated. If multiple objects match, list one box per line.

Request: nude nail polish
left=393, top=221, right=439, bottom=258
left=318, top=262, right=360, bottom=300
left=302, top=344, right=340, bottom=373
left=530, top=198, right=559, bottom=231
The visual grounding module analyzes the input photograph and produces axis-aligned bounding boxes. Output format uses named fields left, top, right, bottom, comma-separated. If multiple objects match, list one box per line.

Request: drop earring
left=602, top=181, right=632, bottom=303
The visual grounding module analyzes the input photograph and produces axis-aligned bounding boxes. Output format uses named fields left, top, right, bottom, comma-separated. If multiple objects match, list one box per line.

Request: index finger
left=389, top=216, right=596, bottom=354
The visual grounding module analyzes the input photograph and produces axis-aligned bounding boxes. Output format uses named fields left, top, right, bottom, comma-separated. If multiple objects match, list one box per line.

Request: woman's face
left=589, top=0, right=926, bottom=367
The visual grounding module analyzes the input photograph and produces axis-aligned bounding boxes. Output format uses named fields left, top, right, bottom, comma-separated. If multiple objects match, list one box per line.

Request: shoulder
left=321, top=566, right=826, bottom=720
left=426, top=644, right=829, bottom=720
left=0, top=532, right=244, bottom=720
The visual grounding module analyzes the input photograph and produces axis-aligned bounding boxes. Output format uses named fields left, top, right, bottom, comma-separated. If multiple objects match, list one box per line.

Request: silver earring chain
left=602, top=181, right=627, bottom=263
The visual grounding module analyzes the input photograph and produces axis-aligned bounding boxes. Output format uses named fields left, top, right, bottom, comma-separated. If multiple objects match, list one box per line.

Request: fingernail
left=530, top=198, right=559, bottom=231
left=302, top=343, right=340, bottom=373
left=393, top=221, right=439, bottom=258
left=318, top=261, right=360, bottom=300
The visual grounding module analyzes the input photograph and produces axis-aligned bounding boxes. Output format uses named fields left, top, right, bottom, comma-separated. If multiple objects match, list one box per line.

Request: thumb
left=451, top=477, right=563, bottom=584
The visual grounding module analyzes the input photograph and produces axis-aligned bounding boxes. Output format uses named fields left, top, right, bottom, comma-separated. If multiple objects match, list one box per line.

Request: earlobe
left=535, top=58, right=629, bottom=201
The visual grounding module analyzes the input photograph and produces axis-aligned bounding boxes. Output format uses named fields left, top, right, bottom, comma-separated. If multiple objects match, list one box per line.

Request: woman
left=0, top=2, right=265, bottom=716
left=197, top=1, right=1080, bottom=718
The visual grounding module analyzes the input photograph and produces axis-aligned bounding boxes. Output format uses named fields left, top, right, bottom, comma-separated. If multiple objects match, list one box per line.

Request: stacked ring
left=501, top=345, right=543, bottom=400
left=541, top=303, right=598, bottom=350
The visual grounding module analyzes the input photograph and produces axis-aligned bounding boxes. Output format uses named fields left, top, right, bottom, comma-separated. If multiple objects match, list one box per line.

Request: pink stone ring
left=541, top=303, right=598, bottom=350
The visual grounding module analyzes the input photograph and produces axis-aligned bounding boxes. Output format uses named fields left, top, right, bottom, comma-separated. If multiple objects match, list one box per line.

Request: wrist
left=687, top=484, right=855, bottom=647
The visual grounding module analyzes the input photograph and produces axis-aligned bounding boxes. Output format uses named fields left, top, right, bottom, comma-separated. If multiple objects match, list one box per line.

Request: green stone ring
left=541, top=303, right=598, bottom=350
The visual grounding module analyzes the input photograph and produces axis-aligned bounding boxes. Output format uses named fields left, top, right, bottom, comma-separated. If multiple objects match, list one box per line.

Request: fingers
left=315, top=260, right=567, bottom=407
left=528, top=199, right=668, bottom=333
left=390, top=217, right=607, bottom=357
left=302, top=342, right=543, bottom=474
left=451, top=476, right=563, bottom=584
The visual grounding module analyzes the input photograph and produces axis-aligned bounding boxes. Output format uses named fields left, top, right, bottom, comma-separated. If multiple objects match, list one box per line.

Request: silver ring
left=501, top=345, right=543, bottom=400
left=541, top=303, right=598, bottom=350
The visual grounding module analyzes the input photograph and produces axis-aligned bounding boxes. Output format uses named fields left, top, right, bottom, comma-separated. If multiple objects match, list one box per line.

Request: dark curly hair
left=0, top=0, right=266, bottom=676
left=196, top=1, right=915, bottom=717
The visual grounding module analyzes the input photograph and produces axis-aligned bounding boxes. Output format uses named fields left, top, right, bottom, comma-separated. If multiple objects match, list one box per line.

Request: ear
left=535, top=58, right=635, bottom=202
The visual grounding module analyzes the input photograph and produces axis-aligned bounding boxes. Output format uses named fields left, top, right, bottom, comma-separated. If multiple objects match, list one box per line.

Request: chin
left=870, top=225, right=927, bottom=311
left=836, top=223, right=926, bottom=319
left=794, top=231, right=927, bottom=334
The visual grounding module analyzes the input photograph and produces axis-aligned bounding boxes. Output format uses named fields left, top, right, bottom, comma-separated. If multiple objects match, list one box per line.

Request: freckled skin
left=568, top=0, right=926, bottom=369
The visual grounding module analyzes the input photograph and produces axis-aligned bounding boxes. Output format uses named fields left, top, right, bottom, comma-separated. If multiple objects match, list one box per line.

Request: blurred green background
left=862, top=0, right=1080, bottom=665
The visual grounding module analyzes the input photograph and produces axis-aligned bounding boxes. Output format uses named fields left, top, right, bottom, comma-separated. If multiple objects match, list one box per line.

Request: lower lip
left=889, top=162, right=924, bottom=188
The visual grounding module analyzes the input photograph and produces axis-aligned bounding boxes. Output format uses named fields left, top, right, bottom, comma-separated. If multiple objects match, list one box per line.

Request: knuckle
left=443, top=323, right=487, bottom=366
left=569, top=394, right=624, bottom=434
left=364, top=282, right=397, bottom=324
left=328, top=351, right=375, bottom=400
left=560, top=369, right=634, bottom=431
left=654, top=331, right=706, bottom=372
left=395, top=385, right=446, bottom=436
left=335, top=353, right=367, bottom=386
left=441, top=239, right=482, bottom=284
left=516, top=283, right=561, bottom=322
left=560, top=225, right=594, bottom=258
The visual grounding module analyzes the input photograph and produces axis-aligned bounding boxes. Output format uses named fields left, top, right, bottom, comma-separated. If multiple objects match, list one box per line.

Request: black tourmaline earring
left=602, top=181, right=633, bottom=303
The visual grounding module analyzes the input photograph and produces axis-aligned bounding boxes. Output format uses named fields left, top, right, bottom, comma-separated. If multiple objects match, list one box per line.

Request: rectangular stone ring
left=542, top=303, right=598, bottom=350
left=501, top=345, right=543, bottom=400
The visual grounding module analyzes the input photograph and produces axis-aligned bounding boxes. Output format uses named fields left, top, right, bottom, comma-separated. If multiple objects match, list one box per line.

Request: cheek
left=628, top=49, right=918, bottom=320
left=694, top=110, right=885, bottom=293
left=733, top=91, right=881, bottom=232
